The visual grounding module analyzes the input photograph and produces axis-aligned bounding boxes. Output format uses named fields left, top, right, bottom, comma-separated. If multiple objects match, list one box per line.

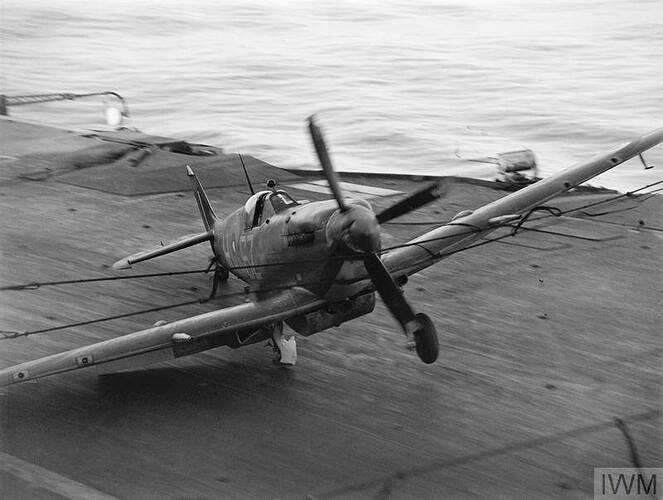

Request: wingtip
left=186, top=165, right=194, bottom=177
left=112, top=259, right=132, bottom=270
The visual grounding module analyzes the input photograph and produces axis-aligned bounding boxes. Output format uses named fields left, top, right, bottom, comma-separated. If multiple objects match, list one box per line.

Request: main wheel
left=413, top=313, right=439, bottom=364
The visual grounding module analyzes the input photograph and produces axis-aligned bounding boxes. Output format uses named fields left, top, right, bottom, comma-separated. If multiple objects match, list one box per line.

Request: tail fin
left=186, top=165, right=218, bottom=230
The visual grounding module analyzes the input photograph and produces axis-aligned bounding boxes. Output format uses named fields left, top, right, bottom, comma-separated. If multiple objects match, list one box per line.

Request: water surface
left=2, top=0, right=662, bottom=190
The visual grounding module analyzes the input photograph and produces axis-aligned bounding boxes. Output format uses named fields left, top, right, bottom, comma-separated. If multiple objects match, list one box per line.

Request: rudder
left=186, top=165, right=218, bottom=230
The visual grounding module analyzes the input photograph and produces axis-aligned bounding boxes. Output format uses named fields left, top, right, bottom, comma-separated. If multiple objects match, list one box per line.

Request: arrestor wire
left=1, top=179, right=660, bottom=291
left=0, top=232, right=515, bottom=340
left=0, top=269, right=210, bottom=291
left=0, top=179, right=660, bottom=339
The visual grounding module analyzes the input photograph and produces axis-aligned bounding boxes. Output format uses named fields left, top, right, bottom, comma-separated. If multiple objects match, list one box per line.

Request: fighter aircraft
left=1, top=119, right=662, bottom=386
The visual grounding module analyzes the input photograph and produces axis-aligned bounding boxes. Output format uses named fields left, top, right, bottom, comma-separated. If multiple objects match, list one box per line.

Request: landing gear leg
left=271, top=322, right=297, bottom=366
left=412, top=313, right=439, bottom=364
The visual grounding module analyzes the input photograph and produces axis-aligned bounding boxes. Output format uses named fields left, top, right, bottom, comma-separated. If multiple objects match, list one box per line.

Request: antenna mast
left=238, top=153, right=255, bottom=195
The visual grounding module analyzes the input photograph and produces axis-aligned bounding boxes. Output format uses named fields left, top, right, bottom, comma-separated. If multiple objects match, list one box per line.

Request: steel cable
left=0, top=179, right=660, bottom=339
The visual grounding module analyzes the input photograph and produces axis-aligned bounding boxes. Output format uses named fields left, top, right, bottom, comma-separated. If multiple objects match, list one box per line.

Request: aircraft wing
left=382, top=127, right=663, bottom=277
left=0, top=287, right=326, bottom=386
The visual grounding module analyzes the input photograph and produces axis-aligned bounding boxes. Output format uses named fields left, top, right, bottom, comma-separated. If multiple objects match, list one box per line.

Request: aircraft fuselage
left=212, top=193, right=374, bottom=296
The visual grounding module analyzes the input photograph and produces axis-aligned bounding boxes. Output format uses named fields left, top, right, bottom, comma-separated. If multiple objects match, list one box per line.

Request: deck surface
left=0, top=117, right=661, bottom=499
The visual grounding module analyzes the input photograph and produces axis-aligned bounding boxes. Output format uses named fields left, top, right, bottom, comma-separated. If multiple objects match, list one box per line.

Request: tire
left=413, top=313, right=439, bottom=364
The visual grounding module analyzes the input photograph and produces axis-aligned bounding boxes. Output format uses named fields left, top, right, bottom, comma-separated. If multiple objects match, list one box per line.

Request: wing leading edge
left=382, top=127, right=663, bottom=277
left=0, top=287, right=325, bottom=386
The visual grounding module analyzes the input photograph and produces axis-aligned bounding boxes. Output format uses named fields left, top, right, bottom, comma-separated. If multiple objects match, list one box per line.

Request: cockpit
left=244, top=190, right=299, bottom=230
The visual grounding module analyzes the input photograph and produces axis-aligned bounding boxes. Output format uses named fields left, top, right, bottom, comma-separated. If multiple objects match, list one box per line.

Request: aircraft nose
left=344, top=210, right=381, bottom=254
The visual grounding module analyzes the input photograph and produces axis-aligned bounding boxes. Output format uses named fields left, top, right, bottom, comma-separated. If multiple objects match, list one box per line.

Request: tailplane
left=187, top=165, right=218, bottom=231
left=112, top=231, right=213, bottom=269
left=112, top=166, right=218, bottom=270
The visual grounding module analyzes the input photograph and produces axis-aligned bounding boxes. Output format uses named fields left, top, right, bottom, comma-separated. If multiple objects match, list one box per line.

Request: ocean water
left=1, top=0, right=662, bottom=191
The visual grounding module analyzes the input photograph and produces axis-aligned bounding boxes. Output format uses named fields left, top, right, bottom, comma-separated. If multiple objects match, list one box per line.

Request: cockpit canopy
left=244, top=190, right=298, bottom=229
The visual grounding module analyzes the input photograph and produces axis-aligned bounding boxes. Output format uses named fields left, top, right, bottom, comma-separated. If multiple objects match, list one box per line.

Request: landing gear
left=271, top=322, right=297, bottom=366
left=412, top=313, right=439, bottom=364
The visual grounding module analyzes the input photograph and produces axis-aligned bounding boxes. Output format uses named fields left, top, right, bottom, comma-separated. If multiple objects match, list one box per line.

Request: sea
left=1, top=0, right=662, bottom=191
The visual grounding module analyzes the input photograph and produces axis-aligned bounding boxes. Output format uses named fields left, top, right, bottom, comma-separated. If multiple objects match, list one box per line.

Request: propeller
left=376, top=181, right=442, bottom=225
left=308, top=116, right=348, bottom=212
left=307, top=115, right=439, bottom=363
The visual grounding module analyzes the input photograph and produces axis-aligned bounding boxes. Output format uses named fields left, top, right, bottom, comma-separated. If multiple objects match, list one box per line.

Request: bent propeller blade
left=376, top=181, right=443, bottom=225
left=363, top=252, right=417, bottom=334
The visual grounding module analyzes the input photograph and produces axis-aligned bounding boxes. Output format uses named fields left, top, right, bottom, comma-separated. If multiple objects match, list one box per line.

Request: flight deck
left=0, top=116, right=660, bottom=499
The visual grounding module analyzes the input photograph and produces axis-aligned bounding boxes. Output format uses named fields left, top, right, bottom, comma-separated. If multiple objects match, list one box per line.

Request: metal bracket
left=638, top=153, right=654, bottom=170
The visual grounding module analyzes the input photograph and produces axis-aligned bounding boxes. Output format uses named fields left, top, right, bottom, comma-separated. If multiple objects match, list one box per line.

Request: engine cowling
left=286, top=293, right=375, bottom=336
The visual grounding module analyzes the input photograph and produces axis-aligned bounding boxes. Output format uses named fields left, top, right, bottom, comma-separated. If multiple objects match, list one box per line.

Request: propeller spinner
left=307, top=115, right=439, bottom=363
